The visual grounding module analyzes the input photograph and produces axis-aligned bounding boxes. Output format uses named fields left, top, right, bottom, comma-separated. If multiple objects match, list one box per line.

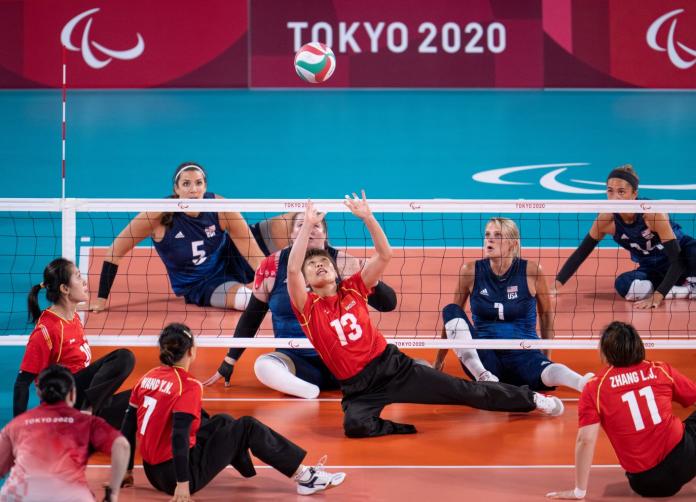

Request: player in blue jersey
left=202, top=210, right=397, bottom=398
left=435, top=217, right=592, bottom=391
left=90, top=162, right=291, bottom=312
left=555, top=165, right=696, bottom=309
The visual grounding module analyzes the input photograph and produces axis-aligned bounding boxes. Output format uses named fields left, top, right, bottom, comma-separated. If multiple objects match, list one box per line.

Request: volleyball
left=294, top=42, right=336, bottom=84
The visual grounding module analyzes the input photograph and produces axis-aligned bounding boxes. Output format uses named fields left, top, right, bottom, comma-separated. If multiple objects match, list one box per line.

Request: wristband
left=98, top=261, right=119, bottom=299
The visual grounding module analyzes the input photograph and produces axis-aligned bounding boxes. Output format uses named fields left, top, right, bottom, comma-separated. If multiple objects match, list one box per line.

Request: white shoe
left=665, top=285, right=690, bottom=299
left=578, top=372, right=595, bottom=391
left=534, top=393, right=564, bottom=417
left=296, top=455, right=346, bottom=495
left=687, top=277, right=696, bottom=300
left=476, top=370, right=499, bottom=382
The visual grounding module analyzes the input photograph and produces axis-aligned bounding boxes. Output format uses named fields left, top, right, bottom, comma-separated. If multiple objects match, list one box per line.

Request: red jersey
left=130, top=365, right=202, bottom=465
left=0, top=402, right=120, bottom=502
left=579, top=360, right=696, bottom=473
left=20, top=310, right=91, bottom=375
left=291, top=272, right=387, bottom=380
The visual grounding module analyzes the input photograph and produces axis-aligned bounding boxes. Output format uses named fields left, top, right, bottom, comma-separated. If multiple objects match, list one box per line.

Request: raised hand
left=303, top=200, right=325, bottom=227
left=343, top=190, right=372, bottom=220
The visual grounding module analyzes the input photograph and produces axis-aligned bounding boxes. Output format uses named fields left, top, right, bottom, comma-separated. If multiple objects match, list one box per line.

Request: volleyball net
left=0, top=198, right=694, bottom=349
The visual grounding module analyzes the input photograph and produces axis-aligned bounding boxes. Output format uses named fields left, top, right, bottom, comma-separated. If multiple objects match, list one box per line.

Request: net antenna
left=61, top=44, right=67, bottom=199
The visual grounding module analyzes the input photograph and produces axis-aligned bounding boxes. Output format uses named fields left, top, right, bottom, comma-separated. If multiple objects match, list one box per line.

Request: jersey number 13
left=329, top=313, right=363, bottom=346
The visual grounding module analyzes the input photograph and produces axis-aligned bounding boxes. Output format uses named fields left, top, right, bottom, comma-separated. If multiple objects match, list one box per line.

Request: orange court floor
left=85, top=346, right=696, bottom=502
left=80, top=246, right=696, bottom=500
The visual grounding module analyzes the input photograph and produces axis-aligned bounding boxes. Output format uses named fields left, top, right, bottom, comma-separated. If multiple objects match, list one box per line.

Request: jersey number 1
left=330, top=313, right=363, bottom=346
left=621, top=386, right=662, bottom=431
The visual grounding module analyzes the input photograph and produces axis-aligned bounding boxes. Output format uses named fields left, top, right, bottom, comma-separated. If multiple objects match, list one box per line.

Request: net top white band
left=1, top=198, right=694, bottom=214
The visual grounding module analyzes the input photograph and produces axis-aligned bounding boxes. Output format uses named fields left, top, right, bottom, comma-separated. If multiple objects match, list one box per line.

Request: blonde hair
left=486, top=217, right=521, bottom=258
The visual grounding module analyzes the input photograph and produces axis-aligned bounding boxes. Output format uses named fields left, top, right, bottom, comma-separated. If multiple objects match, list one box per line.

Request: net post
left=61, top=198, right=77, bottom=262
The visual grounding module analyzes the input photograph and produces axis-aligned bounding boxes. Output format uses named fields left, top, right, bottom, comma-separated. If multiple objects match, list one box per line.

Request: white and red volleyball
left=294, top=42, right=336, bottom=84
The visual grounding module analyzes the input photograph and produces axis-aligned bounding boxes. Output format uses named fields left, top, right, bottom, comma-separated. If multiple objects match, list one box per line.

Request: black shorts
left=625, top=410, right=696, bottom=497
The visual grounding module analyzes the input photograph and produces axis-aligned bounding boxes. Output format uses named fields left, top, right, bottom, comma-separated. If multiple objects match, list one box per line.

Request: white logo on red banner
left=646, top=9, right=696, bottom=70
left=60, top=8, right=145, bottom=69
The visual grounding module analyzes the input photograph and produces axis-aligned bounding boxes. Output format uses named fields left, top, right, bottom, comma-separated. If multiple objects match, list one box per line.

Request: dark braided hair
left=159, top=323, right=195, bottom=366
left=37, top=365, right=75, bottom=404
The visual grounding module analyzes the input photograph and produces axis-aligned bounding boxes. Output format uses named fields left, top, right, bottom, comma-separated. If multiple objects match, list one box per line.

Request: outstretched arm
left=532, top=261, right=554, bottom=356
left=635, top=213, right=682, bottom=309
left=555, top=215, right=608, bottom=291
left=219, top=209, right=266, bottom=272
left=546, top=423, right=599, bottom=499
left=344, top=191, right=392, bottom=289
left=91, top=211, right=161, bottom=311
left=287, top=201, right=325, bottom=311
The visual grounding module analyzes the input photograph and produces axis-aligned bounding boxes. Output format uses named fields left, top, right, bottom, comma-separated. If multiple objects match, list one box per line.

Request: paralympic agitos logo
left=472, top=163, right=696, bottom=194
left=60, top=8, right=145, bottom=69
left=646, top=9, right=696, bottom=70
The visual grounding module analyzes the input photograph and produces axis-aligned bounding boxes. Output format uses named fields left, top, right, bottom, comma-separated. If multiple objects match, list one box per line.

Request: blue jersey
left=269, top=246, right=340, bottom=357
left=470, top=258, right=537, bottom=340
left=153, top=192, right=247, bottom=297
left=612, top=213, right=685, bottom=268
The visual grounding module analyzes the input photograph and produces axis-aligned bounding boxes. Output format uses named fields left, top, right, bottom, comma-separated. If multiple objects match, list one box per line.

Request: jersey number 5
left=329, top=313, right=363, bottom=346
left=192, top=240, right=207, bottom=265
left=621, top=386, right=662, bottom=431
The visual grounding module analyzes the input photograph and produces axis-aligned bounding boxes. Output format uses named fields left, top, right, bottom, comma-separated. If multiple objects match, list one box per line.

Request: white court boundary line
left=86, top=464, right=621, bottom=470
left=199, top=397, right=579, bottom=403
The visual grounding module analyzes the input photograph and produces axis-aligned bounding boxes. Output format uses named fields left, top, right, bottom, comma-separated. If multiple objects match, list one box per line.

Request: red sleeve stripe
left=652, top=361, right=675, bottom=383
left=56, top=322, right=64, bottom=363
left=172, top=367, right=183, bottom=396
left=595, top=366, right=614, bottom=415
left=39, top=324, right=53, bottom=351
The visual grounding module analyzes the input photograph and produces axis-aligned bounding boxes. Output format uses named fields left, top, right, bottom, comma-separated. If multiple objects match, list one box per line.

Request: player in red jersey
left=121, top=323, right=345, bottom=501
left=13, top=258, right=135, bottom=429
left=0, top=365, right=129, bottom=502
left=288, top=193, right=564, bottom=439
left=547, top=321, right=696, bottom=499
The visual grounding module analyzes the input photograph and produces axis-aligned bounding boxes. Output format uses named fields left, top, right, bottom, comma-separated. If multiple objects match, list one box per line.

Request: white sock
left=625, top=280, right=653, bottom=301
left=234, top=286, right=253, bottom=310
left=254, top=353, right=320, bottom=399
left=665, top=285, right=690, bottom=299
left=444, top=318, right=487, bottom=378
left=541, top=363, right=584, bottom=392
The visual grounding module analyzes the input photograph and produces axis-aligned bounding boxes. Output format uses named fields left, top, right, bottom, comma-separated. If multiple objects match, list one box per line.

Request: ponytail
left=27, top=258, right=75, bottom=323
left=27, top=283, right=43, bottom=323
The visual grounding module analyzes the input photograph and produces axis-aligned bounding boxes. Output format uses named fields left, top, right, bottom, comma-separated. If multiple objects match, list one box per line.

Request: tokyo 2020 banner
left=250, top=0, right=544, bottom=87
left=0, top=0, right=694, bottom=88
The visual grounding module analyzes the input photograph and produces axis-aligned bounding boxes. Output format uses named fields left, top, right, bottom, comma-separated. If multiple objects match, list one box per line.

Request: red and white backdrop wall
left=1, top=0, right=694, bottom=88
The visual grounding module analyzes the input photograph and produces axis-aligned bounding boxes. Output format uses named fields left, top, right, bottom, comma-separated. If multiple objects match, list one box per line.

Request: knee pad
left=618, top=278, right=653, bottom=301
left=253, top=353, right=319, bottom=399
